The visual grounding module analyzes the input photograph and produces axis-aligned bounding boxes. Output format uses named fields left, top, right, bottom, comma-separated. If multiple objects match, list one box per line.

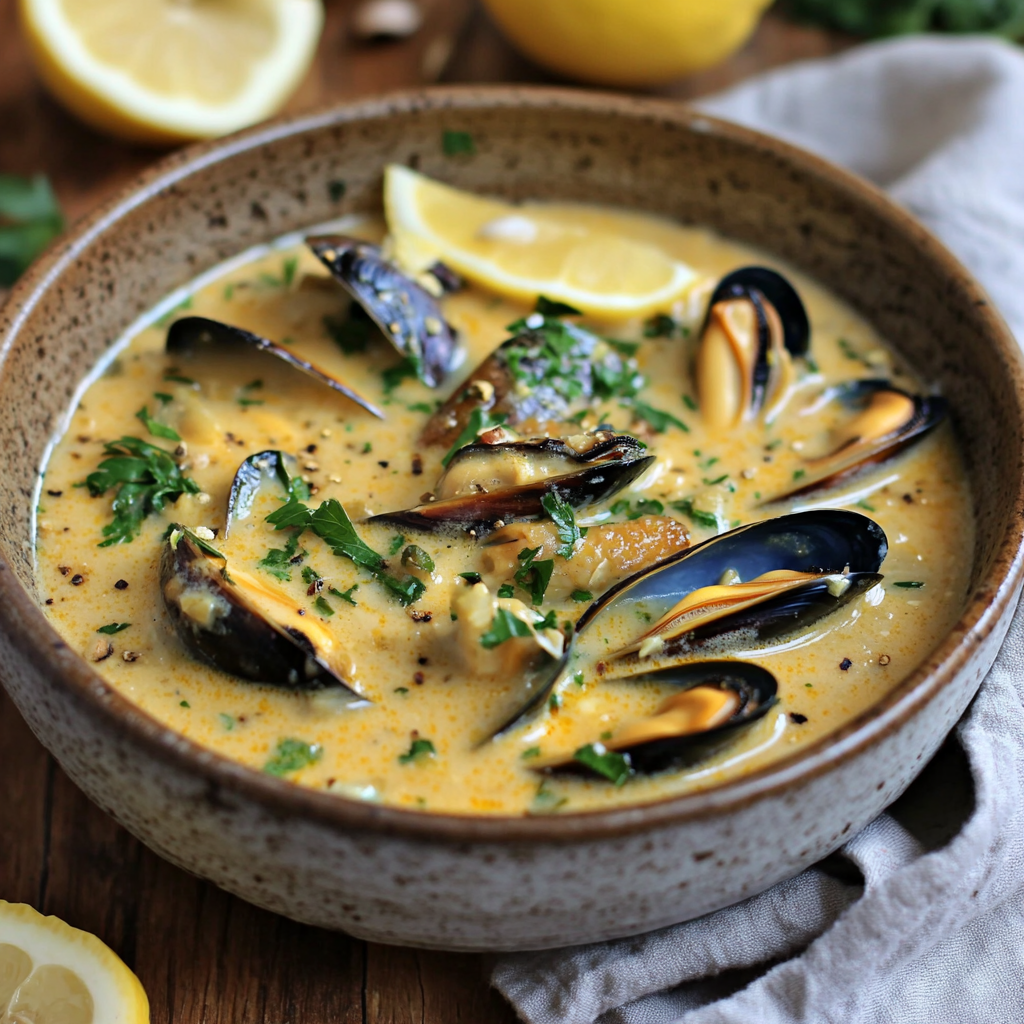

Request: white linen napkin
left=493, top=36, right=1024, bottom=1024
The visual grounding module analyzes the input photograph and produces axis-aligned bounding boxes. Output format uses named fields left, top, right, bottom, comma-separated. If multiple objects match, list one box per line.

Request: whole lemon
left=481, top=0, right=774, bottom=88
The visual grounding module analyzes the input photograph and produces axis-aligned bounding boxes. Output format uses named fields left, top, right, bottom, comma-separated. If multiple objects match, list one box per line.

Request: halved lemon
left=19, top=0, right=324, bottom=145
left=0, top=900, right=149, bottom=1023
left=384, top=164, right=698, bottom=320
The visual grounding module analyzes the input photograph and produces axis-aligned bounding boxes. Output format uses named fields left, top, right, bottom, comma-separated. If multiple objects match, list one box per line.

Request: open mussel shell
left=368, top=434, right=654, bottom=536
left=160, top=525, right=363, bottom=696
left=770, top=379, right=948, bottom=502
left=696, top=267, right=810, bottom=429
left=166, top=316, right=384, bottom=419
left=421, top=319, right=638, bottom=447
left=225, top=449, right=304, bottom=536
left=707, top=267, right=810, bottom=357
left=537, top=661, right=778, bottom=779
left=576, top=510, right=887, bottom=659
left=307, top=235, right=457, bottom=388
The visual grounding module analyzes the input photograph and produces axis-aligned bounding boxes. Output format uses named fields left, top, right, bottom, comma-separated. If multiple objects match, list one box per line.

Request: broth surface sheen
left=35, top=204, right=973, bottom=816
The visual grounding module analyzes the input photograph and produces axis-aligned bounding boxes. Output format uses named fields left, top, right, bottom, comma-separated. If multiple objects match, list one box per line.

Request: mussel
left=421, top=317, right=641, bottom=447
left=225, top=449, right=305, bottom=536
left=695, top=266, right=810, bottom=429
left=166, top=316, right=384, bottom=418
left=369, top=432, right=654, bottom=536
left=535, top=661, right=778, bottom=781
left=307, top=235, right=457, bottom=387
left=769, top=379, right=948, bottom=502
left=160, top=525, right=361, bottom=695
left=451, top=581, right=572, bottom=745
left=575, top=510, right=886, bottom=663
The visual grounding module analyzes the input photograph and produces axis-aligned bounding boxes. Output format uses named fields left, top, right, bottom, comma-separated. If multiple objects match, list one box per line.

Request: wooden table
left=0, top=2, right=850, bottom=1019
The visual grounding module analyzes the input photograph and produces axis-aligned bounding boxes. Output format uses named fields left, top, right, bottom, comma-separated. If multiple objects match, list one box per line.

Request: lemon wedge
left=384, top=165, right=698, bottom=320
left=19, top=0, right=324, bottom=145
left=0, top=901, right=149, bottom=1023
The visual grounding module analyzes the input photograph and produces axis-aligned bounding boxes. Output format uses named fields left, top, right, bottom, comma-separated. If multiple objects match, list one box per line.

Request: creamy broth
left=35, top=206, right=973, bottom=815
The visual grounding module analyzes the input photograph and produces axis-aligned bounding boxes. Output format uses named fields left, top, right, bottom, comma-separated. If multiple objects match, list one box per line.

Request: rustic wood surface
left=0, top=2, right=850, bottom=1019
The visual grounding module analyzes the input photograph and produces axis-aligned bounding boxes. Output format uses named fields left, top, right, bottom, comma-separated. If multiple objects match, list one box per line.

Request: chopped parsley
left=548, top=691, right=562, bottom=711
left=96, top=622, right=130, bottom=635
left=407, top=402, right=434, bottom=414
left=531, top=780, right=568, bottom=813
left=268, top=497, right=425, bottom=605
left=401, top=545, right=435, bottom=573
left=574, top=743, right=632, bottom=785
left=134, top=404, right=181, bottom=442
left=521, top=746, right=542, bottom=760
left=153, top=392, right=173, bottom=405
left=458, top=571, right=482, bottom=584
left=893, top=581, right=925, bottom=589
left=534, top=295, right=582, bottom=317
left=610, top=497, right=665, bottom=520
left=541, top=491, right=581, bottom=558
left=628, top=398, right=689, bottom=433
left=682, top=394, right=698, bottom=411
left=264, top=738, right=322, bottom=776
left=237, top=379, right=264, bottom=407
left=514, top=546, right=554, bottom=605
left=671, top=497, right=721, bottom=530
left=260, top=256, right=298, bottom=289
left=441, top=407, right=508, bottom=467
left=83, top=436, right=200, bottom=546
left=381, top=357, right=418, bottom=395
left=604, top=337, right=640, bottom=357
left=703, top=474, right=729, bottom=486
left=793, top=469, right=807, bottom=481
left=497, top=583, right=515, bottom=599
left=219, top=713, right=235, bottom=731
left=388, top=534, right=406, bottom=556
left=324, top=313, right=370, bottom=355
left=314, top=595, right=335, bottom=617
left=332, top=584, right=359, bottom=605
left=570, top=589, right=593, bottom=602
left=399, top=737, right=436, bottom=763
left=442, top=130, right=476, bottom=156
left=480, top=607, right=534, bottom=649
left=856, top=500, right=877, bottom=512
left=643, top=313, right=688, bottom=339
left=257, top=531, right=304, bottom=581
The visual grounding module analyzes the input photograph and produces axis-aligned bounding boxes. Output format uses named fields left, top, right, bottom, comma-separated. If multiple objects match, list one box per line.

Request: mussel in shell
left=166, top=316, right=384, bottom=419
left=421, top=317, right=641, bottom=448
left=225, top=449, right=306, bottom=536
left=695, top=266, right=810, bottom=430
left=769, top=379, right=948, bottom=502
left=160, top=525, right=362, bottom=695
left=575, top=510, right=886, bottom=662
left=535, top=661, right=778, bottom=781
left=307, top=235, right=457, bottom=388
left=369, top=432, right=654, bottom=536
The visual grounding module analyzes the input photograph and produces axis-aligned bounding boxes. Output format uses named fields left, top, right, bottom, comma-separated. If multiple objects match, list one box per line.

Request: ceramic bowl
left=2, top=88, right=1022, bottom=952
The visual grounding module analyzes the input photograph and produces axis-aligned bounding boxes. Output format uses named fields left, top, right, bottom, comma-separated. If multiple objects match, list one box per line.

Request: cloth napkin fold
left=494, top=36, right=1024, bottom=1024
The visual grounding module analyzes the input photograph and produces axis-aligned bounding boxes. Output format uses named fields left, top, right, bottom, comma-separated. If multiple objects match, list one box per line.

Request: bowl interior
left=2, top=89, right=1021, bottom=816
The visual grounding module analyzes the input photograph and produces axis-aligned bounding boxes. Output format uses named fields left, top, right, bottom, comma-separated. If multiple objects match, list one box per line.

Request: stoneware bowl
left=2, top=88, right=1022, bottom=952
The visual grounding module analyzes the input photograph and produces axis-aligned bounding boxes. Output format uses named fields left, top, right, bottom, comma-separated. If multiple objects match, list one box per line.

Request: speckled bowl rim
left=2, top=86, right=1023, bottom=844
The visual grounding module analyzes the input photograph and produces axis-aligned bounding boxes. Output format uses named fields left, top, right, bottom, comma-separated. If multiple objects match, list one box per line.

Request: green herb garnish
left=893, top=581, right=926, bottom=589
left=401, top=545, right=435, bottom=572
left=643, top=313, right=688, bottom=339
left=83, top=437, right=200, bottom=546
left=314, top=595, right=335, bottom=616
left=324, top=314, right=370, bottom=354
left=534, top=295, right=582, bottom=317
left=134, top=404, right=181, bottom=442
left=521, top=746, right=542, bottom=760
left=388, top=534, right=406, bottom=556
left=497, top=583, right=515, bottom=599
left=480, top=607, right=534, bottom=649
left=258, top=531, right=304, bottom=581
left=399, top=737, right=436, bottom=763
left=381, top=357, right=418, bottom=395
left=0, top=173, right=64, bottom=286
left=574, top=743, right=632, bottom=785
left=514, top=546, right=554, bottom=606
left=264, top=738, right=322, bottom=777
left=570, top=589, right=593, bottom=602
left=531, top=780, right=568, bottom=813
left=671, top=497, right=720, bottom=530
left=96, top=622, right=130, bottom=635
left=260, top=255, right=298, bottom=289
left=442, top=130, right=476, bottom=155
left=629, top=398, right=689, bottom=433
left=541, top=491, right=581, bottom=558
left=219, top=713, right=235, bottom=731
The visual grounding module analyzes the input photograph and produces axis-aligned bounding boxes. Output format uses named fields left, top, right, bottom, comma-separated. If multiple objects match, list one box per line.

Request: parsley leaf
left=388, top=534, right=406, bottom=556
left=0, top=173, right=64, bottom=286
left=535, top=295, right=582, bottom=317
left=135, top=404, right=181, bottom=442
left=629, top=399, right=689, bottom=433
left=258, top=531, right=304, bottom=581
left=324, top=313, right=370, bottom=354
left=314, top=595, right=335, bottom=617
left=643, top=313, right=688, bottom=339
left=399, top=737, right=436, bottom=763
left=381, top=357, right=419, bottom=395
left=442, top=130, right=476, bottom=155
left=574, top=743, right=633, bottom=785
left=671, top=497, right=721, bottom=531
left=401, top=545, right=435, bottom=572
left=441, top=407, right=508, bottom=467
left=264, top=738, right=322, bottom=776
left=514, top=546, right=554, bottom=605
left=610, top=497, right=664, bottom=520
left=96, top=622, right=130, bottom=634
left=83, top=437, right=200, bottom=546
left=893, top=581, right=926, bottom=589
left=497, top=583, right=515, bottom=599
left=480, top=608, right=535, bottom=649
left=570, top=589, right=593, bottom=602
left=541, top=491, right=581, bottom=558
